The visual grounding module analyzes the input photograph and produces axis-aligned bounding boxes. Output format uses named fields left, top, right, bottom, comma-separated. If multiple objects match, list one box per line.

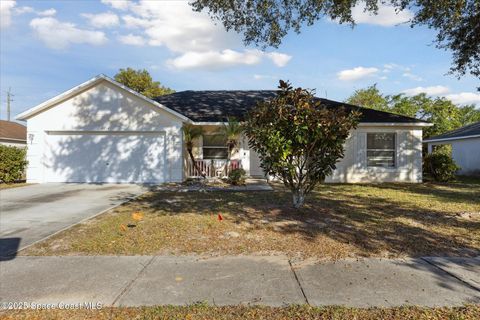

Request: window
left=202, top=134, right=228, bottom=159
left=367, top=133, right=396, bottom=167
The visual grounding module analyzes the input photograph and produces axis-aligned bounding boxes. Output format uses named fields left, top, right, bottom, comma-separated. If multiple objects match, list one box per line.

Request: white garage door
left=43, top=131, right=166, bottom=183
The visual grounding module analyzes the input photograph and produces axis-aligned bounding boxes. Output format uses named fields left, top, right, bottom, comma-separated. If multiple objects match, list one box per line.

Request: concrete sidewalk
left=0, top=256, right=478, bottom=307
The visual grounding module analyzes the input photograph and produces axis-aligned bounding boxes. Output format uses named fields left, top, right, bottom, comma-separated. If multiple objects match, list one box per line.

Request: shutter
left=355, top=132, right=367, bottom=169
left=397, top=130, right=410, bottom=169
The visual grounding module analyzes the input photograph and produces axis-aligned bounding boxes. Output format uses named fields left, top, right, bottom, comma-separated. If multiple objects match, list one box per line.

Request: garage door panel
left=44, top=132, right=166, bottom=183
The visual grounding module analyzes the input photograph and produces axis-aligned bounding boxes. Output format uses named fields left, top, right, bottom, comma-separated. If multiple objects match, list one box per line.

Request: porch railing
left=186, top=159, right=242, bottom=178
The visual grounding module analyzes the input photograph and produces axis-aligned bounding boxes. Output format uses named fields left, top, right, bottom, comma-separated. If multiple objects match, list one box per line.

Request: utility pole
left=6, top=88, right=14, bottom=121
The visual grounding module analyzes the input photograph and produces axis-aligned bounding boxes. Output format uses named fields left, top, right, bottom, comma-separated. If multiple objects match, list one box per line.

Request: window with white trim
left=202, top=134, right=228, bottom=159
left=367, top=133, right=396, bottom=167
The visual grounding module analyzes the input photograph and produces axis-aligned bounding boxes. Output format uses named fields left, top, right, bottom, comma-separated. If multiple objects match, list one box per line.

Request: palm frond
left=183, top=124, right=203, bottom=144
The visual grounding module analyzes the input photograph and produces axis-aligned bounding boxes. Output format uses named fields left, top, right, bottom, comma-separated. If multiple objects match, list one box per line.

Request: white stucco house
left=424, top=121, right=480, bottom=175
left=16, top=75, right=431, bottom=184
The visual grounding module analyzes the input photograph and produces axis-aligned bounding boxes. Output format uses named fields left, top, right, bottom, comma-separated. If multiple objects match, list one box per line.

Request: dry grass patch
left=23, top=177, right=480, bottom=260
left=2, top=304, right=479, bottom=320
left=0, top=182, right=31, bottom=190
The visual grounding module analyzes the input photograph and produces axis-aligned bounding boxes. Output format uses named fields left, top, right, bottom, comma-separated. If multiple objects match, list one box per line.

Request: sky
left=1, top=0, right=479, bottom=121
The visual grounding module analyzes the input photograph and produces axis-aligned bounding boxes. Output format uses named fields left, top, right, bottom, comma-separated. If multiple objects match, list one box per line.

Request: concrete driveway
left=0, top=183, right=147, bottom=256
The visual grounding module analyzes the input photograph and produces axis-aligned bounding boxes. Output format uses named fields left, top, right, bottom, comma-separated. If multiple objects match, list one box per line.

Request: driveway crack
left=288, top=259, right=309, bottom=305
left=112, top=256, right=156, bottom=306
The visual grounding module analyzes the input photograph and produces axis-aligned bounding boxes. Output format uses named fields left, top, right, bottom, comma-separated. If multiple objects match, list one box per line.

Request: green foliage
left=424, top=151, right=459, bottom=182
left=114, top=68, right=175, bottom=98
left=346, top=84, right=389, bottom=112
left=0, top=145, right=28, bottom=183
left=191, top=1, right=480, bottom=84
left=458, top=105, right=480, bottom=125
left=183, top=124, right=203, bottom=151
left=182, top=124, right=205, bottom=178
left=346, top=85, right=480, bottom=138
left=220, top=117, right=243, bottom=159
left=228, top=168, right=246, bottom=185
left=431, top=144, right=452, bottom=156
left=244, top=80, right=360, bottom=208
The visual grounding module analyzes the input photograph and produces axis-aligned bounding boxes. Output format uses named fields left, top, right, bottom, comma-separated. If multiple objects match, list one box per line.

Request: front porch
left=185, top=159, right=242, bottom=178
left=183, top=123, right=265, bottom=180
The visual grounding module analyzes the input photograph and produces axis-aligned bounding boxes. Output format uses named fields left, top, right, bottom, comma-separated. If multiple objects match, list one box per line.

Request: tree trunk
left=292, top=188, right=305, bottom=208
left=226, top=143, right=234, bottom=176
left=187, top=148, right=206, bottom=178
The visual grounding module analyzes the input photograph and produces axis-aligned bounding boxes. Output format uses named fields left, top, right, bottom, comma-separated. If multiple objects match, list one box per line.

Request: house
left=424, top=121, right=480, bottom=175
left=0, top=120, right=27, bottom=147
left=16, top=75, right=431, bottom=184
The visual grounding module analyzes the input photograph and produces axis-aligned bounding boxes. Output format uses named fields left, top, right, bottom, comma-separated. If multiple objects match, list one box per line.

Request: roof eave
left=358, top=122, right=432, bottom=127
left=0, top=137, right=27, bottom=142
left=189, top=121, right=432, bottom=127
left=424, top=134, right=480, bottom=143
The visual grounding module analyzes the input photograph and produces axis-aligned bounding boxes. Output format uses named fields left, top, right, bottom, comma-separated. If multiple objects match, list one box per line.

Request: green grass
left=23, top=177, right=480, bottom=260
left=2, top=304, right=479, bottom=320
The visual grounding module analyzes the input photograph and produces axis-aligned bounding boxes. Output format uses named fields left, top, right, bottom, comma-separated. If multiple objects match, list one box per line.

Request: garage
left=43, top=131, right=166, bottom=183
left=17, top=76, right=186, bottom=184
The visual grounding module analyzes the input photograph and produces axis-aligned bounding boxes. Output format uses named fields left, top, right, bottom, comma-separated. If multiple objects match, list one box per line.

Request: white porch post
left=427, top=143, right=433, bottom=154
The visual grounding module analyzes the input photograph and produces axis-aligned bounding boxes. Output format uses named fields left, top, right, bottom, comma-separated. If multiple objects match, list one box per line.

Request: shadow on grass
left=366, top=180, right=480, bottom=207
left=140, top=179, right=480, bottom=258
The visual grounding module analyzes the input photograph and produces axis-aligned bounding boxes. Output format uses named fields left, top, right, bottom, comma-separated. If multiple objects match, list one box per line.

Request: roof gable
left=16, top=75, right=189, bottom=122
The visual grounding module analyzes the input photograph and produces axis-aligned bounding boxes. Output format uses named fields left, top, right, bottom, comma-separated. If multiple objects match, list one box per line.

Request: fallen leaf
left=132, top=211, right=144, bottom=221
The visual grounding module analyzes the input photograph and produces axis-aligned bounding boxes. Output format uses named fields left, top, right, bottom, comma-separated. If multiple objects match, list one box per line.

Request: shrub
left=424, top=151, right=459, bottom=182
left=0, top=145, right=28, bottom=183
left=228, top=168, right=246, bottom=185
left=431, top=144, right=452, bottom=156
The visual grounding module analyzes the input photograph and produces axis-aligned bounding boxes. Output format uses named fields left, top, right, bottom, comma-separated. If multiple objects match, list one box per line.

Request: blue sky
left=1, top=0, right=479, bottom=121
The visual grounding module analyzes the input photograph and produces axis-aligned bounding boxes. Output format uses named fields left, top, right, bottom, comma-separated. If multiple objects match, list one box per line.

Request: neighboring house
left=16, top=75, right=431, bottom=184
left=424, top=122, right=480, bottom=175
left=0, top=120, right=27, bottom=147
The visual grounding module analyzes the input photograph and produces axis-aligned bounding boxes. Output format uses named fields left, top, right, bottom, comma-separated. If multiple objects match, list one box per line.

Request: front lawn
left=2, top=304, right=479, bottom=320
left=23, top=177, right=480, bottom=259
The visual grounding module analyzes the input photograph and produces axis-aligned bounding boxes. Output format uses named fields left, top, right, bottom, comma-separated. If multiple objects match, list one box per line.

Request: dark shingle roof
left=153, top=90, right=426, bottom=123
left=425, top=121, right=480, bottom=141
left=0, top=120, right=26, bottom=141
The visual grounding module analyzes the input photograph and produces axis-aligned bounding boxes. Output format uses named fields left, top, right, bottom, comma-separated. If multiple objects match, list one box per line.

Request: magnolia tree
left=244, top=81, right=360, bottom=208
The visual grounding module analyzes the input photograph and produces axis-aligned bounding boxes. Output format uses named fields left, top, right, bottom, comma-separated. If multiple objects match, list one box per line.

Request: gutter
left=424, top=134, right=480, bottom=143
left=189, top=121, right=433, bottom=127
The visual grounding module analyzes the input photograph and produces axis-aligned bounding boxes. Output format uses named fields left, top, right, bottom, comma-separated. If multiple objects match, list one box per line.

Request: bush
left=424, top=151, right=459, bottom=182
left=228, top=168, right=246, bottom=185
left=0, top=145, right=28, bottom=183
